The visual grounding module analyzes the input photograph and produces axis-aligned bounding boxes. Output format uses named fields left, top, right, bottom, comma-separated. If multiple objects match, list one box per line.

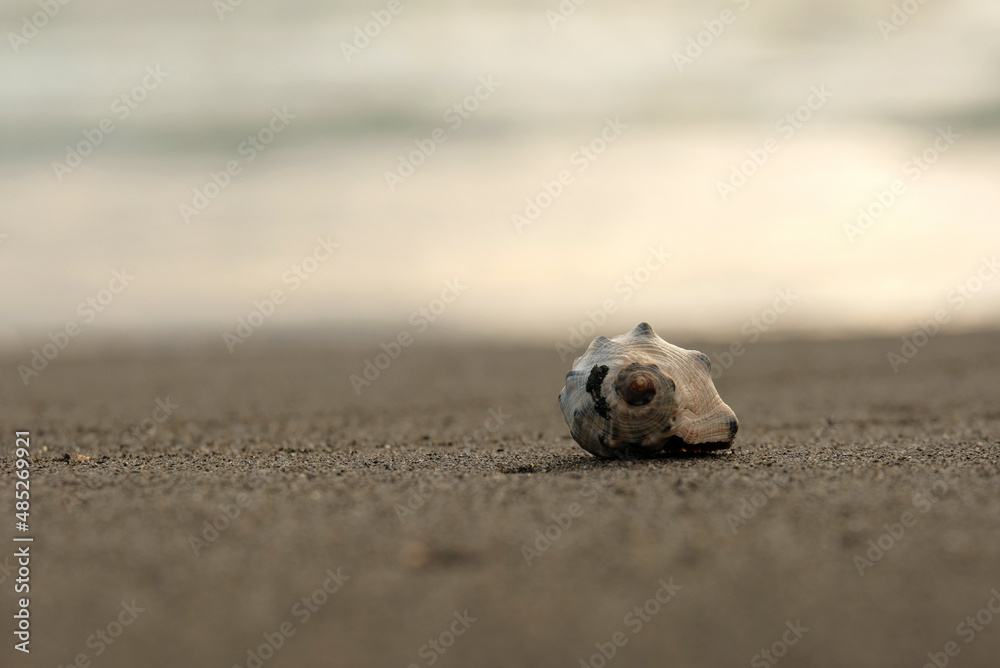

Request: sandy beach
left=2, top=331, right=999, bottom=667
left=5, top=2, right=1000, bottom=666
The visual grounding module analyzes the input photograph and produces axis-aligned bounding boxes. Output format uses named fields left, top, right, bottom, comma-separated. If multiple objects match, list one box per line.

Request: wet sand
left=2, top=331, right=1000, bottom=667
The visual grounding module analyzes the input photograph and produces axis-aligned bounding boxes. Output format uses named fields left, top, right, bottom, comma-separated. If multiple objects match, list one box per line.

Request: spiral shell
left=558, top=322, right=738, bottom=458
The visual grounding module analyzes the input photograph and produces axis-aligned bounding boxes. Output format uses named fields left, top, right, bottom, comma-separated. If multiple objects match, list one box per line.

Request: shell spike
left=630, top=322, right=656, bottom=337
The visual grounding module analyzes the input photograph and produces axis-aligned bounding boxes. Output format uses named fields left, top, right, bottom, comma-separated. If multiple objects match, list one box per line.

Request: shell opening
left=614, top=364, right=659, bottom=407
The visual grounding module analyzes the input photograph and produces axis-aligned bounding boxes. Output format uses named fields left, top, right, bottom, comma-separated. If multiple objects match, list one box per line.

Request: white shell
left=558, top=322, right=738, bottom=458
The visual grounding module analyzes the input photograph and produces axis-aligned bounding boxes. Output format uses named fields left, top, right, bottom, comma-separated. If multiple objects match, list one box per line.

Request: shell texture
left=558, top=322, right=739, bottom=459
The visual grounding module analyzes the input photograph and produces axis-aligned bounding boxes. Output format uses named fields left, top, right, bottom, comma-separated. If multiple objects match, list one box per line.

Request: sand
left=2, top=331, right=1000, bottom=667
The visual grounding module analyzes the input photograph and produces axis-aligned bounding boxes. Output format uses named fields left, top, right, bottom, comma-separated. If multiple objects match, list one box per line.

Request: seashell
left=558, top=322, right=738, bottom=459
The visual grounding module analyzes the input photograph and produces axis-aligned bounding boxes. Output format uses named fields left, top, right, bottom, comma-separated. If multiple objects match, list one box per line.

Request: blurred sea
left=2, top=0, right=1000, bottom=348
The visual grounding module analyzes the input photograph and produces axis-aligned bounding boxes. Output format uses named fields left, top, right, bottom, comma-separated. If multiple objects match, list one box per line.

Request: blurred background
left=2, top=0, right=1000, bottom=353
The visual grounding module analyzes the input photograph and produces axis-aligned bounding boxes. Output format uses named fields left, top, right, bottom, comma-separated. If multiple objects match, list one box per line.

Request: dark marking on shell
left=585, top=364, right=611, bottom=419
left=695, top=352, right=711, bottom=371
